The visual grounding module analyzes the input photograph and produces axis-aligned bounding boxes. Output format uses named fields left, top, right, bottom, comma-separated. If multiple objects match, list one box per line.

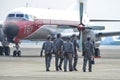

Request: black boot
left=56, top=67, right=59, bottom=71
left=83, top=69, right=86, bottom=72
left=46, top=68, right=50, bottom=71
left=74, top=68, right=78, bottom=71
left=58, top=66, right=62, bottom=70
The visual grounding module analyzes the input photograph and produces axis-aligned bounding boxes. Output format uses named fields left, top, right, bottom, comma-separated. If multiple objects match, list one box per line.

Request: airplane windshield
left=8, top=14, right=15, bottom=17
left=6, top=13, right=33, bottom=21
left=16, top=14, right=24, bottom=17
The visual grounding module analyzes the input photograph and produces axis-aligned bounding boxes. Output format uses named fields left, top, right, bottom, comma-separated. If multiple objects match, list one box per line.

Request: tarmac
left=0, top=44, right=120, bottom=80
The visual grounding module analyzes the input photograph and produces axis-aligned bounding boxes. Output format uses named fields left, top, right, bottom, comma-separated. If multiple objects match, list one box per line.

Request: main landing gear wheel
left=94, top=48, right=101, bottom=58
left=0, top=46, right=3, bottom=56
left=4, top=46, right=10, bottom=56
left=0, top=46, right=10, bottom=56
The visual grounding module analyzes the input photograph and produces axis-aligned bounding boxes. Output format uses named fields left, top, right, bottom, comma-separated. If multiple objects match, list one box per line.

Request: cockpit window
left=8, top=14, right=15, bottom=17
left=6, top=13, right=34, bottom=21
left=16, top=14, right=24, bottom=17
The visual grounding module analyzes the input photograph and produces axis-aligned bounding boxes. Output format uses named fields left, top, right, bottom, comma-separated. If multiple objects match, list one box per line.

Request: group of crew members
left=41, top=33, right=95, bottom=72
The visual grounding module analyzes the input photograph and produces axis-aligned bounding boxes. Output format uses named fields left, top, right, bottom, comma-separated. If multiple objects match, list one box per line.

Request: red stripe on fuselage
left=4, top=19, right=44, bottom=39
left=4, top=18, right=78, bottom=40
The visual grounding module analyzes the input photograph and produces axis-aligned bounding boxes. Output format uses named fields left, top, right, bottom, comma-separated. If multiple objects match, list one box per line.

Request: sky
left=1, top=0, right=120, bottom=19
left=0, top=0, right=120, bottom=29
left=86, top=0, right=120, bottom=30
left=87, top=0, right=120, bottom=19
left=0, top=0, right=74, bottom=20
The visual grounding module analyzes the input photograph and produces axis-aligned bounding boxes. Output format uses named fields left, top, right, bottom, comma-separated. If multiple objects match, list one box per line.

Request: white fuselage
left=5, top=7, right=99, bottom=47
left=8, top=7, right=90, bottom=25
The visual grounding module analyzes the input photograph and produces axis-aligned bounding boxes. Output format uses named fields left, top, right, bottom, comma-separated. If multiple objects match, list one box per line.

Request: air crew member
left=53, top=33, right=64, bottom=71
left=41, top=35, right=53, bottom=71
left=71, top=34, right=79, bottom=71
left=82, top=37, right=95, bottom=72
left=62, top=37, right=74, bottom=72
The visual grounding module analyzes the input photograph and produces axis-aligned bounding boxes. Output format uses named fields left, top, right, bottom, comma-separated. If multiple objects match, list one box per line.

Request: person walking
left=53, top=33, right=64, bottom=71
left=62, top=37, right=74, bottom=72
left=41, top=35, right=53, bottom=71
left=82, top=37, right=95, bottom=72
left=71, top=34, right=79, bottom=71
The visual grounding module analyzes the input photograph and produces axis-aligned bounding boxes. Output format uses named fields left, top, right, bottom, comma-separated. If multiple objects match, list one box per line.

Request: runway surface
left=0, top=44, right=120, bottom=80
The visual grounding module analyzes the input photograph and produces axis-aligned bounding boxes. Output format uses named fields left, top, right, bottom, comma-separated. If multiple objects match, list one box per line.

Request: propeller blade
left=79, top=2, right=84, bottom=24
left=78, top=1, right=84, bottom=52
left=78, top=30, right=83, bottom=51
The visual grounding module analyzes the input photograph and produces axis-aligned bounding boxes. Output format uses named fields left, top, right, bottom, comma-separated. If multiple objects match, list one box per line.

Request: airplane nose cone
left=4, top=23, right=19, bottom=37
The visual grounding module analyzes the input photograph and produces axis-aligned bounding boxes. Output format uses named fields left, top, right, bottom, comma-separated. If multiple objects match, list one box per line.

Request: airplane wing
left=25, top=25, right=79, bottom=40
left=90, top=19, right=120, bottom=22
left=96, top=31, right=120, bottom=37
left=89, top=19, right=120, bottom=37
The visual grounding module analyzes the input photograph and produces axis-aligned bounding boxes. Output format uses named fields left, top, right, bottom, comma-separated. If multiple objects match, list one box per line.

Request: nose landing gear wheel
left=13, top=50, right=21, bottom=57
left=13, top=43, right=21, bottom=57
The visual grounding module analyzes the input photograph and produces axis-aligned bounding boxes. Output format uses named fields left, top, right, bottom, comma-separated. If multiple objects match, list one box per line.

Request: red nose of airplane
left=4, top=23, right=19, bottom=42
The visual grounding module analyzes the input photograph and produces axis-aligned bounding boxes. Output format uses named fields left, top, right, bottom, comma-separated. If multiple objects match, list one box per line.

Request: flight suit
left=62, top=40, right=74, bottom=72
left=53, top=37, right=64, bottom=71
left=41, top=40, right=53, bottom=71
left=71, top=38, right=79, bottom=71
left=83, top=40, right=94, bottom=72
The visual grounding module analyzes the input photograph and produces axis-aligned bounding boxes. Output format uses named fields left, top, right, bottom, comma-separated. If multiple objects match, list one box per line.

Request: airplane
left=1, top=0, right=120, bottom=57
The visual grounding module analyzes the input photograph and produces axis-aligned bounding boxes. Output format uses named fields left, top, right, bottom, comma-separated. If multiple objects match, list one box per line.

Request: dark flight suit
left=53, top=38, right=63, bottom=71
left=41, top=40, right=53, bottom=71
left=71, top=38, right=79, bottom=71
left=83, top=40, right=94, bottom=72
left=62, top=40, right=74, bottom=72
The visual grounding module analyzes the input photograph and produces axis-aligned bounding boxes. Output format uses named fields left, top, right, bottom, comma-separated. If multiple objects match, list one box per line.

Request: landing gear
left=94, top=48, right=101, bottom=58
left=4, top=46, right=10, bottom=56
left=0, top=46, right=3, bottom=56
left=0, top=46, right=10, bottom=56
left=13, top=50, right=21, bottom=57
left=13, top=43, right=21, bottom=57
